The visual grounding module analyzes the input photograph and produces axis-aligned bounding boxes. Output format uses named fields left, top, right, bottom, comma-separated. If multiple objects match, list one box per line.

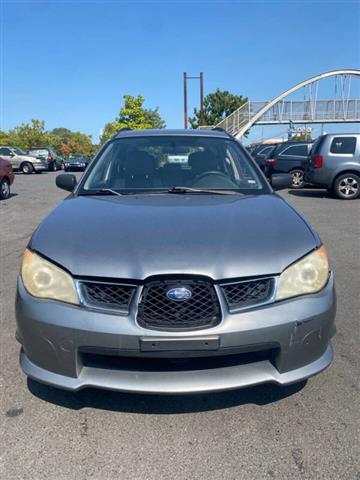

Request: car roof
left=321, top=133, right=360, bottom=137
left=113, top=128, right=231, bottom=139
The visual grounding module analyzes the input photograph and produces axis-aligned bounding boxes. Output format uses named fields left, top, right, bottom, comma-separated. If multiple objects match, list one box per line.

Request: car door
left=275, top=144, right=309, bottom=173
left=0, top=147, right=19, bottom=169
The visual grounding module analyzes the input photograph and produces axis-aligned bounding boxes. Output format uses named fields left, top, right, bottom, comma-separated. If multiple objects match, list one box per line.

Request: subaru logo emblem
left=166, top=287, right=192, bottom=302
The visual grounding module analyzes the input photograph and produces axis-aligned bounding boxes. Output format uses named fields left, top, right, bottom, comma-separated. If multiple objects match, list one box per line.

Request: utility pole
left=183, top=72, right=204, bottom=129
left=200, top=72, right=204, bottom=126
left=183, top=72, right=188, bottom=129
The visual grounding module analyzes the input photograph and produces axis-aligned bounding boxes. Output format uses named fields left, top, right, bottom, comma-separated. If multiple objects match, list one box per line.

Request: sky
left=1, top=0, right=360, bottom=144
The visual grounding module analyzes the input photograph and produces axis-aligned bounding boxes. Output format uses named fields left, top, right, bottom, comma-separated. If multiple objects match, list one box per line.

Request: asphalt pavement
left=0, top=172, right=359, bottom=480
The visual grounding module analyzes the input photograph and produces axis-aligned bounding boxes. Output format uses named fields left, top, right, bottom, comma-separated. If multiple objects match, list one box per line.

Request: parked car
left=0, top=146, right=47, bottom=174
left=0, top=157, right=14, bottom=199
left=16, top=129, right=336, bottom=394
left=252, top=144, right=279, bottom=171
left=305, top=133, right=360, bottom=199
left=264, top=141, right=313, bottom=188
left=64, top=154, right=90, bottom=171
left=28, top=147, right=64, bottom=171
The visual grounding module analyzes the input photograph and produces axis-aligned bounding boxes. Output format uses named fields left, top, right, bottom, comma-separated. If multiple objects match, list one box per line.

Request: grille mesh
left=138, top=280, right=221, bottom=331
left=222, top=278, right=274, bottom=310
left=80, top=282, right=135, bottom=311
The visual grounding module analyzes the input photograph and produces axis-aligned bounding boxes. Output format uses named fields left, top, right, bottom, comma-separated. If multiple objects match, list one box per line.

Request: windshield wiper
left=167, top=187, right=242, bottom=195
left=80, top=188, right=123, bottom=196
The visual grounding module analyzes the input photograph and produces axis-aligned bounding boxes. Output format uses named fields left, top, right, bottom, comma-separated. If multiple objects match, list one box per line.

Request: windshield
left=80, top=136, right=268, bottom=194
left=14, top=147, right=27, bottom=155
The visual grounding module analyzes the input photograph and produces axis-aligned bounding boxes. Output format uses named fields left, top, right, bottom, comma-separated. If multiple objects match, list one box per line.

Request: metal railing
left=212, top=99, right=360, bottom=136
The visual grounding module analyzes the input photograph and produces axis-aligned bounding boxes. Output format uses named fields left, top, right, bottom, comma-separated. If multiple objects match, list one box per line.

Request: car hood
left=30, top=194, right=318, bottom=280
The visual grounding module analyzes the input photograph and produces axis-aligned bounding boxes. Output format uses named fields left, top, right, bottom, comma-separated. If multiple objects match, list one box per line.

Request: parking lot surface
left=1, top=172, right=359, bottom=480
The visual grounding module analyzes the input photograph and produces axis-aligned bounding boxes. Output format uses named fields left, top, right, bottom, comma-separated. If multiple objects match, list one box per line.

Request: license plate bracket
left=140, top=336, right=219, bottom=352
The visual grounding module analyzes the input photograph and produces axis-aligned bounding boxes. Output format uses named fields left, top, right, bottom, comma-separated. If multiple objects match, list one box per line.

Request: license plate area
left=140, top=336, right=219, bottom=352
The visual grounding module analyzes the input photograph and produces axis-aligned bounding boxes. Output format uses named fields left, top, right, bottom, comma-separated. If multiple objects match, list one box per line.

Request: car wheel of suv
left=49, top=161, right=57, bottom=172
left=290, top=169, right=305, bottom=189
left=21, top=162, right=34, bottom=174
left=333, top=173, right=360, bottom=200
left=0, top=178, right=10, bottom=199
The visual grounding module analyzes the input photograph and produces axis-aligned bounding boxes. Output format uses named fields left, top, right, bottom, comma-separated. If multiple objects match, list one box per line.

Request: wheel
left=50, top=161, right=57, bottom=172
left=0, top=178, right=10, bottom=199
left=290, top=169, right=305, bottom=189
left=333, top=173, right=360, bottom=200
left=21, top=162, right=34, bottom=174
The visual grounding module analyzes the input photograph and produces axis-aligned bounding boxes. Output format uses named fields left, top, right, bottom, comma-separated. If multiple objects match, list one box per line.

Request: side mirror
left=9, top=152, right=15, bottom=157
left=56, top=174, right=77, bottom=192
left=271, top=173, right=292, bottom=190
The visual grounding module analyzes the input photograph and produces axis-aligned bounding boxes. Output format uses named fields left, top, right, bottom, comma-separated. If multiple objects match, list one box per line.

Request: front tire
left=21, top=162, right=34, bottom=174
left=333, top=173, right=360, bottom=200
left=0, top=178, right=10, bottom=199
left=49, top=161, right=57, bottom=172
left=290, top=169, right=305, bottom=189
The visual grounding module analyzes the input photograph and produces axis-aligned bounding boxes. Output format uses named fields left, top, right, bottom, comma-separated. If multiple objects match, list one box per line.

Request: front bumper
left=65, top=164, right=86, bottom=170
left=16, top=274, right=336, bottom=393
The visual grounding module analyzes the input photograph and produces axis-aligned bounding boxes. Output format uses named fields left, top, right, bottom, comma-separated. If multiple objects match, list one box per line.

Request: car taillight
left=48, top=152, right=53, bottom=161
left=266, top=158, right=276, bottom=165
left=314, top=155, right=323, bottom=168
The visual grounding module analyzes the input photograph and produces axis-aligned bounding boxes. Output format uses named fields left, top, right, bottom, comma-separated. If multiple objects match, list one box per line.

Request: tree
left=58, top=131, right=97, bottom=157
left=1, top=120, right=97, bottom=157
left=289, top=133, right=313, bottom=141
left=144, top=107, right=166, bottom=129
left=7, top=119, right=48, bottom=150
left=100, top=95, right=165, bottom=143
left=50, top=128, right=73, bottom=143
left=189, top=89, right=248, bottom=129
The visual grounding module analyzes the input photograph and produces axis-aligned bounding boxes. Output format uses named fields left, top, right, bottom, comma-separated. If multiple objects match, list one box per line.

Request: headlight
left=21, top=249, right=79, bottom=305
left=276, top=246, right=329, bottom=301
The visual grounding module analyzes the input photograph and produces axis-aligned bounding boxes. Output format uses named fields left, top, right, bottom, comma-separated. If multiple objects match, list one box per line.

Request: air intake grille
left=221, top=278, right=274, bottom=310
left=80, top=282, right=135, bottom=312
left=138, top=280, right=221, bottom=331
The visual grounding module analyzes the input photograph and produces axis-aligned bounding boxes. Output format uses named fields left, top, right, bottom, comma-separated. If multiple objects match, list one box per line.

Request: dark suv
left=306, top=134, right=360, bottom=199
left=28, top=148, right=64, bottom=171
left=264, top=141, right=313, bottom=189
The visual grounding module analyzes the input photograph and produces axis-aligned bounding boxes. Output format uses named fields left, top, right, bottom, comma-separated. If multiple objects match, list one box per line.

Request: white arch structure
left=214, top=69, right=360, bottom=138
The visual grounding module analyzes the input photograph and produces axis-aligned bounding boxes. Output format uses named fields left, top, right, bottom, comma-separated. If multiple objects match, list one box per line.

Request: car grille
left=221, top=277, right=275, bottom=311
left=137, top=279, right=221, bottom=331
left=79, top=281, right=136, bottom=312
left=80, top=348, right=276, bottom=372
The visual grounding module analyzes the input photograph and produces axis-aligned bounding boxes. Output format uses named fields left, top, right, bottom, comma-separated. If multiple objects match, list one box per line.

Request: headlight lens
left=276, top=246, right=329, bottom=301
left=21, top=249, right=79, bottom=305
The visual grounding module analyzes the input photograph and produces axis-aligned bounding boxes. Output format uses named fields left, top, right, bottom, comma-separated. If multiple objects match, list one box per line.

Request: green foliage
left=289, top=133, right=313, bottom=141
left=1, top=119, right=97, bottom=157
left=189, top=89, right=248, bottom=129
left=57, top=131, right=97, bottom=157
left=50, top=128, right=73, bottom=143
left=143, top=107, right=166, bottom=129
left=100, top=95, right=165, bottom=143
left=5, top=119, right=48, bottom=150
